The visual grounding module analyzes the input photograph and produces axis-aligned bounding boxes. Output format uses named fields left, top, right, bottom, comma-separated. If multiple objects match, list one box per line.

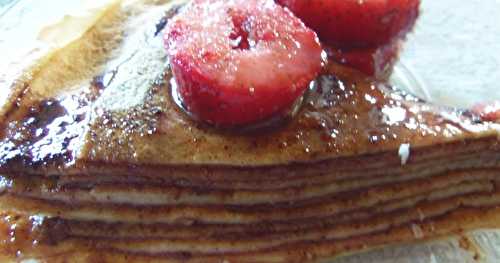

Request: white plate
left=391, top=0, right=500, bottom=108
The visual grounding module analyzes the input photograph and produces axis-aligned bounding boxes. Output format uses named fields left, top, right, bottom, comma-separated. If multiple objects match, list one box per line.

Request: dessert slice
left=0, top=0, right=499, bottom=262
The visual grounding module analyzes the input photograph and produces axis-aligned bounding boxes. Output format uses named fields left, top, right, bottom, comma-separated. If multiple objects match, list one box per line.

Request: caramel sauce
left=0, top=213, right=47, bottom=260
left=0, top=211, right=86, bottom=261
left=0, top=93, right=91, bottom=169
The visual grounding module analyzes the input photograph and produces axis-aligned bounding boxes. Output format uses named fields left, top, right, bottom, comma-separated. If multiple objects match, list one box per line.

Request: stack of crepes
left=0, top=1, right=499, bottom=262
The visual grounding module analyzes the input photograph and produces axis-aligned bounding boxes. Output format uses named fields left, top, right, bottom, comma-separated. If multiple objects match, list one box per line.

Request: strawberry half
left=164, top=0, right=323, bottom=126
left=472, top=101, right=500, bottom=122
left=328, top=39, right=401, bottom=78
left=277, top=0, right=420, bottom=48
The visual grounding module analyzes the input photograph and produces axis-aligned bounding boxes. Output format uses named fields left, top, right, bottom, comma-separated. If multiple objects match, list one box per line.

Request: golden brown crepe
left=0, top=0, right=499, bottom=262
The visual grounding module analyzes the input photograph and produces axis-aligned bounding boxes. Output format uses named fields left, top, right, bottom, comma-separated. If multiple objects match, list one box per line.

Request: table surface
left=1, top=0, right=500, bottom=262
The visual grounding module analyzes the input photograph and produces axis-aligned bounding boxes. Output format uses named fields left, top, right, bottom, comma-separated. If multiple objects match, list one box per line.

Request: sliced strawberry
left=277, top=0, right=420, bottom=48
left=164, top=0, right=323, bottom=126
left=472, top=101, right=500, bottom=122
left=328, top=39, right=401, bottom=78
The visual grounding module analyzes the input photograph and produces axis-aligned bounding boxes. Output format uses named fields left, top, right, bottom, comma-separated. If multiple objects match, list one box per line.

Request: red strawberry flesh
left=328, top=39, right=401, bottom=78
left=164, top=0, right=323, bottom=126
left=277, top=0, right=420, bottom=48
left=472, top=101, right=500, bottom=122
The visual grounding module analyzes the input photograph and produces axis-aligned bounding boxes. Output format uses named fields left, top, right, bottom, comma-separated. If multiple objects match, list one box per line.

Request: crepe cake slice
left=0, top=0, right=499, bottom=262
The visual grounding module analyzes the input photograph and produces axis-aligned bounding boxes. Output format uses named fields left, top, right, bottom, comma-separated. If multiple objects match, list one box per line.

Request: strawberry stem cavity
left=228, top=9, right=252, bottom=50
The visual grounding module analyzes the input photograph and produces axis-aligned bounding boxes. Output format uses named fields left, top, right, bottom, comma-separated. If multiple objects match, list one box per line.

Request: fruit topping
left=276, top=0, right=420, bottom=48
left=328, top=39, right=401, bottom=78
left=164, top=0, right=323, bottom=126
left=472, top=101, right=500, bottom=122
